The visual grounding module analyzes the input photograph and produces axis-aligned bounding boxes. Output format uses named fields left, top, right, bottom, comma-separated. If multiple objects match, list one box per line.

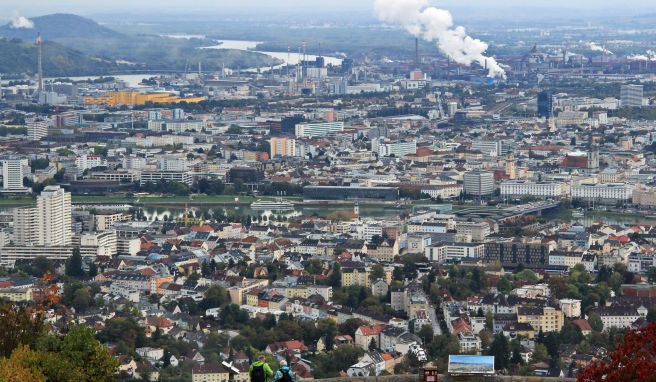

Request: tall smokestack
left=415, top=37, right=419, bottom=66
left=36, top=32, right=43, bottom=92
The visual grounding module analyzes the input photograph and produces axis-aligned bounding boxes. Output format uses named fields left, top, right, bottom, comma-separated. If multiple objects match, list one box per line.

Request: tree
left=87, top=263, right=98, bottom=278
left=65, top=248, right=84, bottom=278
left=327, top=263, right=341, bottom=288
left=417, top=325, right=434, bottom=345
left=560, top=319, right=584, bottom=344
left=532, top=343, right=549, bottom=363
left=31, top=257, right=53, bottom=277
left=0, top=345, right=48, bottom=382
left=497, top=277, right=513, bottom=294
left=485, top=310, right=494, bottom=331
left=0, top=310, right=117, bottom=382
left=489, top=332, right=510, bottom=370
left=647, top=267, right=656, bottom=284
left=0, top=306, right=46, bottom=358
left=339, top=318, right=365, bottom=338
left=369, top=337, right=377, bottom=351
left=49, top=325, right=119, bottom=382
left=370, top=264, right=385, bottom=281
left=578, top=321, right=656, bottom=382
left=648, top=309, right=656, bottom=323
left=227, top=125, right=242, bottom=134
left=198, top=285, right=228, bottom=311
left=392, top=266, right=404, bottom=282
left=71, top=287, right=91, bottom=312
left=312, top=346, right=364, bottom=378
left=588, top=313, right=604, bottom=332
left=511, top=343, right=524, bottom=366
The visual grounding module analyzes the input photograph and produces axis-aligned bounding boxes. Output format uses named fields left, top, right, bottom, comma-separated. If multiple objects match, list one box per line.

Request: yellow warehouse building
left=84, top=91, right=205, bottom=106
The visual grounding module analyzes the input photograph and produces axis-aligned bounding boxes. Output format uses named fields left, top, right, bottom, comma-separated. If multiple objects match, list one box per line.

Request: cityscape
left=2, top=0, right=656, bottom=381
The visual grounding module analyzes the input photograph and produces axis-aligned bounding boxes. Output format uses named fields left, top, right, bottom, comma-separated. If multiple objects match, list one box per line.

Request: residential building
left=571, top=183, right=633, bottom=204
left=140, top=171, right=193, bottom=186
left=620, top=84, right=644, bottom=107
left=27, top=118, right=49, bottom=141
left=463, top=170, right=495, bottom=197
left=192, top=363, right=230, bottom=382
left=372, top=139, right=417, bottom=158
left=517, top=306, right=564, bottom=333
left=500, top=180, right=566, bottom=199
left=295, top=121, right=344, bottom=137
left=342, top=266, right=371, bottom=288
left=0, top=159, right=30, bottom=193
left=270, top=137, right=297, bottom=158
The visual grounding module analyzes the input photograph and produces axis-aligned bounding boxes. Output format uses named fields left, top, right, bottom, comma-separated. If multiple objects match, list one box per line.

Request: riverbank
left=0, top=195, right=302, bottom=207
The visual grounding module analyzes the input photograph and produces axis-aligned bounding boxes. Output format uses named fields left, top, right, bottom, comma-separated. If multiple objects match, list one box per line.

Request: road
left=428, top=304, right=443, bottom=336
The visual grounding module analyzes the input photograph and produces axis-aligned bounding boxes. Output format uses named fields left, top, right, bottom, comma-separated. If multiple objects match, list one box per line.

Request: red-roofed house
left=355, top=324, right=387, bottom=350
left=572, top=319, right=592, bottom=336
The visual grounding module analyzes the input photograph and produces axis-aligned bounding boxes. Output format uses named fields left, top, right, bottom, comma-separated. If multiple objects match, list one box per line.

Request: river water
left=34, top=39, right=343, bottom=86
left=140, top=204, right=656, bottom=227
left=142, top=204, right=403, bottom=222
left=200, top=39, right=343, bottom=70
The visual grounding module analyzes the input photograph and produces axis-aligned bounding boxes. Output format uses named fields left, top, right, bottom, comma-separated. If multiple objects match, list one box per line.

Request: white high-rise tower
left=13, top=185, right=71, bottom=246
left=36, top=185, right=72, bottom=246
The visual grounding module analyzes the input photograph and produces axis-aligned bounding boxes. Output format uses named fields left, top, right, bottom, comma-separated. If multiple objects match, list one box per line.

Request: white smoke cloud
left=588, top=42, right=613, bottom=55
left=626, top=50, right=656, bottom=61
left=9, top=11, right=34, bottom=29
left=374, top=0, right=506, bottom=78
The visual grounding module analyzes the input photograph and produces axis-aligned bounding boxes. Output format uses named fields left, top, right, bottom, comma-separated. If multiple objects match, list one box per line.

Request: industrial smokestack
left=36, top=32, right=43, bottom=92
left=415, top=37, right=419, bottom=66
left=374, top=0, right=506, bottom=78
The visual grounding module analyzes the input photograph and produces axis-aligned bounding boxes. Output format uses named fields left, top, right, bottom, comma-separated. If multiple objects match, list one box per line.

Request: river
left=142, top=204, right=403, bottom=222
left=200, top=39, right=343, bottom=70
left=140, top=204, right=656, bottom=227
left=32, top=39, right=342, bottom=86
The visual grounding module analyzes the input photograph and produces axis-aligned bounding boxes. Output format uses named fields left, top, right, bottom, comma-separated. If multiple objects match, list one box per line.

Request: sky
left=1, top=0, right=655, bottom=17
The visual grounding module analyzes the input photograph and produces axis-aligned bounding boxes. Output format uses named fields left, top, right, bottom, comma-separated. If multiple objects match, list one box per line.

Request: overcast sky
left=1, top=0, right=654, bottom=18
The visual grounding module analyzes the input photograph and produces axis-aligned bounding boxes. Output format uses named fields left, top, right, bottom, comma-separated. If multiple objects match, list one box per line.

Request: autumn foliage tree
left=0, top=304, right=117, bottom=381
left=578, top=321, right=656, bottom=382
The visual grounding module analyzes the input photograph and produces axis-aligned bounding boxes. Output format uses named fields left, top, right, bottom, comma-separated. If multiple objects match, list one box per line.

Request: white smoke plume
left=10, top=12, right=34, bottom=29
left=627, top=51, right=656, bottom=61
left=374, top=0, right=505, bottom=78
left=588, top=42, right=613, bottom=55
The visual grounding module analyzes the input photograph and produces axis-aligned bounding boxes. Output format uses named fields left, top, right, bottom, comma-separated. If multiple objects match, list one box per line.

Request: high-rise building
left=472, top=140, right=505, bottom=157
left=27, top=118, right=49, bottom=141
left=1, top=159, right=30, bottom=193
left=537, top=91, right=553, bottom=118
left=270, top=137, right=297, bottom=158
left=13, top=186, right=72, bottom=246
left=295, top=122, right=344, bottom=138
left=447, top=102, right=458, bottom=117
left=12, top=207, right=37, bottom=246
left=620, top=84, right=644, bottom=107
left=505, top=154, right=517, bottom=180
left=463, top=170, right=495, bottom=197
left=36, top=186, right=72, bottom=246
left=172, top=108, right=185, bottom=120
left=372, top=139, right=417, bottom=158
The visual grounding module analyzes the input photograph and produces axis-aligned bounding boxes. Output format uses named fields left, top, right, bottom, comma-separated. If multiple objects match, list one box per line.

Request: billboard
left=447, top=355, right=495, bottom=375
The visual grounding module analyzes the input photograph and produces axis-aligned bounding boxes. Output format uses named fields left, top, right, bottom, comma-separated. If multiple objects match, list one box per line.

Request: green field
left=0, top=197, right=34, bottom=206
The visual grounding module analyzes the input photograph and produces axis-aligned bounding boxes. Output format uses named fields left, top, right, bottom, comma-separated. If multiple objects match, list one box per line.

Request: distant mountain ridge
left=0, top=13, right=280, bottom=77
left=0, top=38, right=119, bottom=77
left=0, top=13, right=123, bottom=41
